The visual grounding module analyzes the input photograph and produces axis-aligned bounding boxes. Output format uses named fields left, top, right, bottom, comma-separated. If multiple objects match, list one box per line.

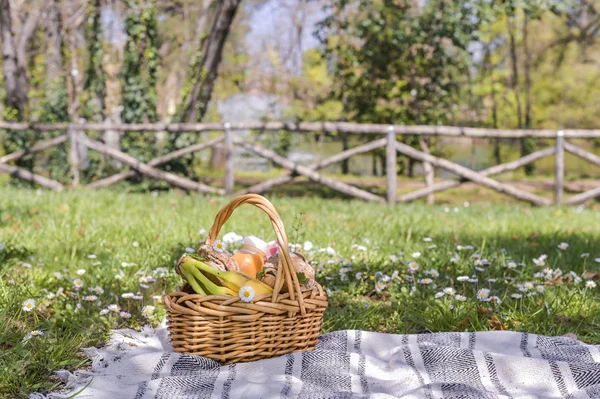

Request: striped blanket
left=34, top=323, right=600, bottom=398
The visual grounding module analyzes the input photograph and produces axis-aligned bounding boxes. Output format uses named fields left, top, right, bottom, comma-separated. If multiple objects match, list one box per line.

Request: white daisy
left=443, top=287, right=455, bottom=296
left=142, top=305, right=155, bottom=318
left=536, top=285, right=545, bottom=293
left=423, top=237, right=432, bottom=242
left=557, top=242, right=569, bottom=251
left=122, top=292, right=135, bottom=299
left=213, top=240, right=227, bottom=253
left=506, top=261, right=517, bottom=269
left=586, top=281, right=597, bottom=289
left=412, top=252, right=421, bottom=259
left=511, top=293, right=523, bottom=299
left=476, top=288, right=490, bottom=301
left=533, top=258, right=545, bottom=266
left=76, top=269, right=86, bottom=276
left=457, top=276, right=469, bottom=282
left=303, top=241, right=314, bottom=252
left=84, top=295, right=98, bottom=302
left=73, top=279, right=84, bottom=289
left=120, top=311, right=132, bottom=318
left=239, top=286, right=255, bottom=302
left=53, top=272, right=63, bottom=279
left=419, top=278, right=433, bottom=285
left=93, top=286, right=104, bottom=294
left=108, top=304, right=120, bottom=312
left=22, top=299, right=36, bottom=312
left=375, top=282, right=386, bottom=293
left=523, top=282, right=534, bottom=290
left=455, top=295, right=467, bottom=302
left=99, top=309, right=110, bottom=316
left=88, top=254, right=97, bottom=259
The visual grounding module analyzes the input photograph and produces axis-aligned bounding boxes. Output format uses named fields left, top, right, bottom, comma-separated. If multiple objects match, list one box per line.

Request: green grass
left=0, top=187, right=600, bottom=397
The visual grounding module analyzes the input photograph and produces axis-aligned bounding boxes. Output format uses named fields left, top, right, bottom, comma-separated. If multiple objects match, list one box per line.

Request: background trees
left=0, top=0, right=599, bottom=181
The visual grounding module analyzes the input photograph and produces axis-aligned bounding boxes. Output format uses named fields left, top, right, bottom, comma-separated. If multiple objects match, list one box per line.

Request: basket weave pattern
left=164, top=194, right=328, bottom=364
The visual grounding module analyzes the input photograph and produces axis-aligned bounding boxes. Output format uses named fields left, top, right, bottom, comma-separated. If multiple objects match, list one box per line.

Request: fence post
left=419, top=138, right=435, bottom=205
left=554, top=130, right=564, bottom=205
left=68, top=124, right=80, bottom=187
left=386, top=125, right=397, bottom=205
left=224, top=123, right=234, bottom=195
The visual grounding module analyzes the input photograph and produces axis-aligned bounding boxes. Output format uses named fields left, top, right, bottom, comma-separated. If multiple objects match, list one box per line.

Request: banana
left=177, top=255, right=273, bottom=297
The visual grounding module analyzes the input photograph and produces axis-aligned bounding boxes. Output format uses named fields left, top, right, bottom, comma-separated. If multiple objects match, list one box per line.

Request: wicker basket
left=163, top=194, right=328, bottom=364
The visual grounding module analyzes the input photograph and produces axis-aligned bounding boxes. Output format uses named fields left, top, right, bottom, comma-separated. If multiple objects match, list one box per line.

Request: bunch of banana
left=176, top=254, right=273, bottom=301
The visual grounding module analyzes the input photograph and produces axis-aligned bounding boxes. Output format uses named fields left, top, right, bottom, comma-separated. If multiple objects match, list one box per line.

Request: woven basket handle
left=205, top=194, right=306, bottom=314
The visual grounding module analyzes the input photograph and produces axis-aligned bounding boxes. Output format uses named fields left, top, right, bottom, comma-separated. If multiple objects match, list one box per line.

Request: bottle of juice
left=232, top=236, right=269, bottom=278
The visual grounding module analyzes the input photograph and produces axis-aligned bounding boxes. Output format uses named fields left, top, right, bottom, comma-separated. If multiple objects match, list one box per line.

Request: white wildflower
left=213, top=240, right=226, bottom=253
left=22, top=299, right=36, bottom=312
left=142, top=305, right=155, bottom=318
left=476, top=288, right=490, bottom=301
left=239, top=286, right=255, bottom=303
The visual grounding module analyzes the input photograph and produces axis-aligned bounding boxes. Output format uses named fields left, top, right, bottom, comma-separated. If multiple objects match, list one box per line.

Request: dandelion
left=455, top=295, right=467, bottom=302
left=457, top=276, right=469, bottom=282
left=72, top=279, right=84, bottom=290
left=84, top=295, right=98, bottom=302
left=511, top=293, right=523, bottom=299
left=586, top=281, right=597, bottom=289
left=53, top=272, right=63, bottom=279
left=76, top=269, right=86, bottom=276
left=213, top=240, right=227, bottom=253
left=476, top=288, right=490, bottom=301
left=239, top=286, right=255, bottom=302
left=419, top=278, right=433, bottom=285
left=558, top=242, right=569, bottom=251
left=122, top=292, right=134, bottom=299
left=120, top=311, right=132, bottom=319
left=536, top=285, right=545, bottom=293
left=412, top=252, right=421, bottom=259
left=108, top=304, right=120, bottom=312
left=142, top=305, right=155, bottom=318
left=22, top=299, right=36, bottom=312
left=92, top=286, right=104, bottom=294
left=407, top=262, right=419, bottom=274
left=443, top=287, right=455, bottom=296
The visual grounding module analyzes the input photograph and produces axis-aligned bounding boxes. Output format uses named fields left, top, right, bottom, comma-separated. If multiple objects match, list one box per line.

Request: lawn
left=0, top=187, right=599, bottom=398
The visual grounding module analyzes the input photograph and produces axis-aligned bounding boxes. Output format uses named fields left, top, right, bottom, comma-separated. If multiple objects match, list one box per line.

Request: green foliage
left=121, top=3, right=159, bottom=124
left=82, top=0, right=105, bottom=121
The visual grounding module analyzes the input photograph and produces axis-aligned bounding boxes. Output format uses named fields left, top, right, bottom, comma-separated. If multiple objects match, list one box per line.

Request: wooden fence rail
left=0, top=121, right=599, bottom=206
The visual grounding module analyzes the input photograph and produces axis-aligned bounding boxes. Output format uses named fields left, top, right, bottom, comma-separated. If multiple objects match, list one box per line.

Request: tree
left=178, top=0, right=243, bottom=123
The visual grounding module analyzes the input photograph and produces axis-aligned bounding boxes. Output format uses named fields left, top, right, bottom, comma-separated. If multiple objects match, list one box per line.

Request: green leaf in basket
left=189, top=253, right=209, bottom=262
left=296, top=272, right=309, bottom=284
left=256, top=270, right=264, bottom=279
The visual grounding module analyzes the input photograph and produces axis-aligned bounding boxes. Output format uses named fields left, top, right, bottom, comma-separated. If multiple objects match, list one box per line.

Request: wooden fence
left=1, top=121, right=600, bottom=206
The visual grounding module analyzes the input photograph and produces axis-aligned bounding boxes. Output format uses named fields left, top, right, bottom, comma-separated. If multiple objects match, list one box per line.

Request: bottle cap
left=243, top=236, right=269, bottom=256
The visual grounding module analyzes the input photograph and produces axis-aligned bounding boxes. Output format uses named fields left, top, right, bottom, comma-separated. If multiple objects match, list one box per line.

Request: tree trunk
left=522, top=12, right=536, bottom=175
left=0, top=0, right=28, bottom=119
left=507, top=16, right=523, bottom=129
left=45, top=0, right=63, bottom=88
left=179, top=0, right=243, bottom=122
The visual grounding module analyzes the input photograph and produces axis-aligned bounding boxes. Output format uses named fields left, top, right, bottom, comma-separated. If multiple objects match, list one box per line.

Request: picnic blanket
left=33, top=322, right=600, bottom=399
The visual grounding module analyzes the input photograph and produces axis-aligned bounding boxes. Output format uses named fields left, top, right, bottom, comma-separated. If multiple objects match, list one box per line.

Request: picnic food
left=231, top=236, right=269, bottom=278
left=176, top=254, right=273, bottom=297
left=259, top=251, right=315, bottom=292
left=196, top=243, right=240, bottom=272
left=164, top=194, right=327, bottom=364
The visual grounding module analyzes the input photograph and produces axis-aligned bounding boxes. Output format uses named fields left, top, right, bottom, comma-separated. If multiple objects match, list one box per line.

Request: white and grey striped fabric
left=35, top=323, right=600, bottom=399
